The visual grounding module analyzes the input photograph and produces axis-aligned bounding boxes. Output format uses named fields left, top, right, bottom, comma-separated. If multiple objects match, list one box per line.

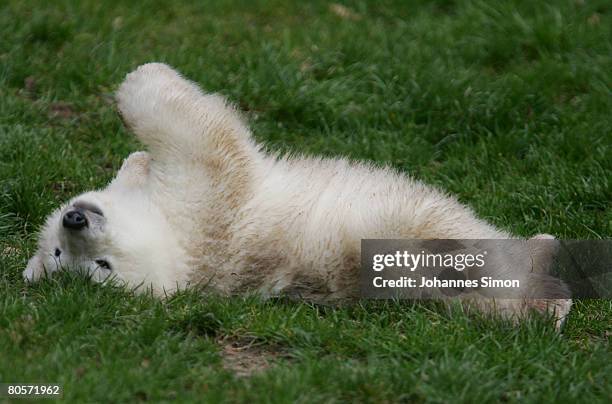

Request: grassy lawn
left=1, top=0, right=610, bottom=402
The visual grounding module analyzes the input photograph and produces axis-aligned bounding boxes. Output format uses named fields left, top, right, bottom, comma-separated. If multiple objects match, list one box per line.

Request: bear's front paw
left=122, top=151, right=151, bottom=174
left=110, top=151, right=151, bottom=189
left=116, top=63, right=195, bottom=134
left=121, top=63, right=179, bottom=93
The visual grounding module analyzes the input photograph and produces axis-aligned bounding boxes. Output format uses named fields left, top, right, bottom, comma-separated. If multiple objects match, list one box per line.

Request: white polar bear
left=23, top=63, right=571, bottom=327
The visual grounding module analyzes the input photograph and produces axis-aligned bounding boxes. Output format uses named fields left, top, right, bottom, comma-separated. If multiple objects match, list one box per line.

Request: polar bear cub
left=24, top=63, right=571, bottom=326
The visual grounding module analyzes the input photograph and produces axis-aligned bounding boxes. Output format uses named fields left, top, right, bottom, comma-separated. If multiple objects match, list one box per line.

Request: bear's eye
left=54, top=248, right=61, bottom=257
left=95, top=259, right=112, bottom=270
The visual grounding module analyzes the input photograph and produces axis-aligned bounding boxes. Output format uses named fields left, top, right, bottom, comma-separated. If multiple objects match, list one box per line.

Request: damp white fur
left=24, top=63, right=571, bottom=326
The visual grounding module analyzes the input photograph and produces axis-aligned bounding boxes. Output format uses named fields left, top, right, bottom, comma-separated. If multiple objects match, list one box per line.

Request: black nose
left=62, top=209, right=88, bottom=230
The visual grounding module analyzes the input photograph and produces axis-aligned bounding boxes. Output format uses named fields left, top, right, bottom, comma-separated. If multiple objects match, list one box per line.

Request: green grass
left=0, top=0, right=610, bottom=402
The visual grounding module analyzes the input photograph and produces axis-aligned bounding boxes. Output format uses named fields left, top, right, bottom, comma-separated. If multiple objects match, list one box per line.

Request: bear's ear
left=109, top=151, right=151, bottom=190
left=23, top=254, right=44, bottom=282
left=528, top=234, right=560, bottom=273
